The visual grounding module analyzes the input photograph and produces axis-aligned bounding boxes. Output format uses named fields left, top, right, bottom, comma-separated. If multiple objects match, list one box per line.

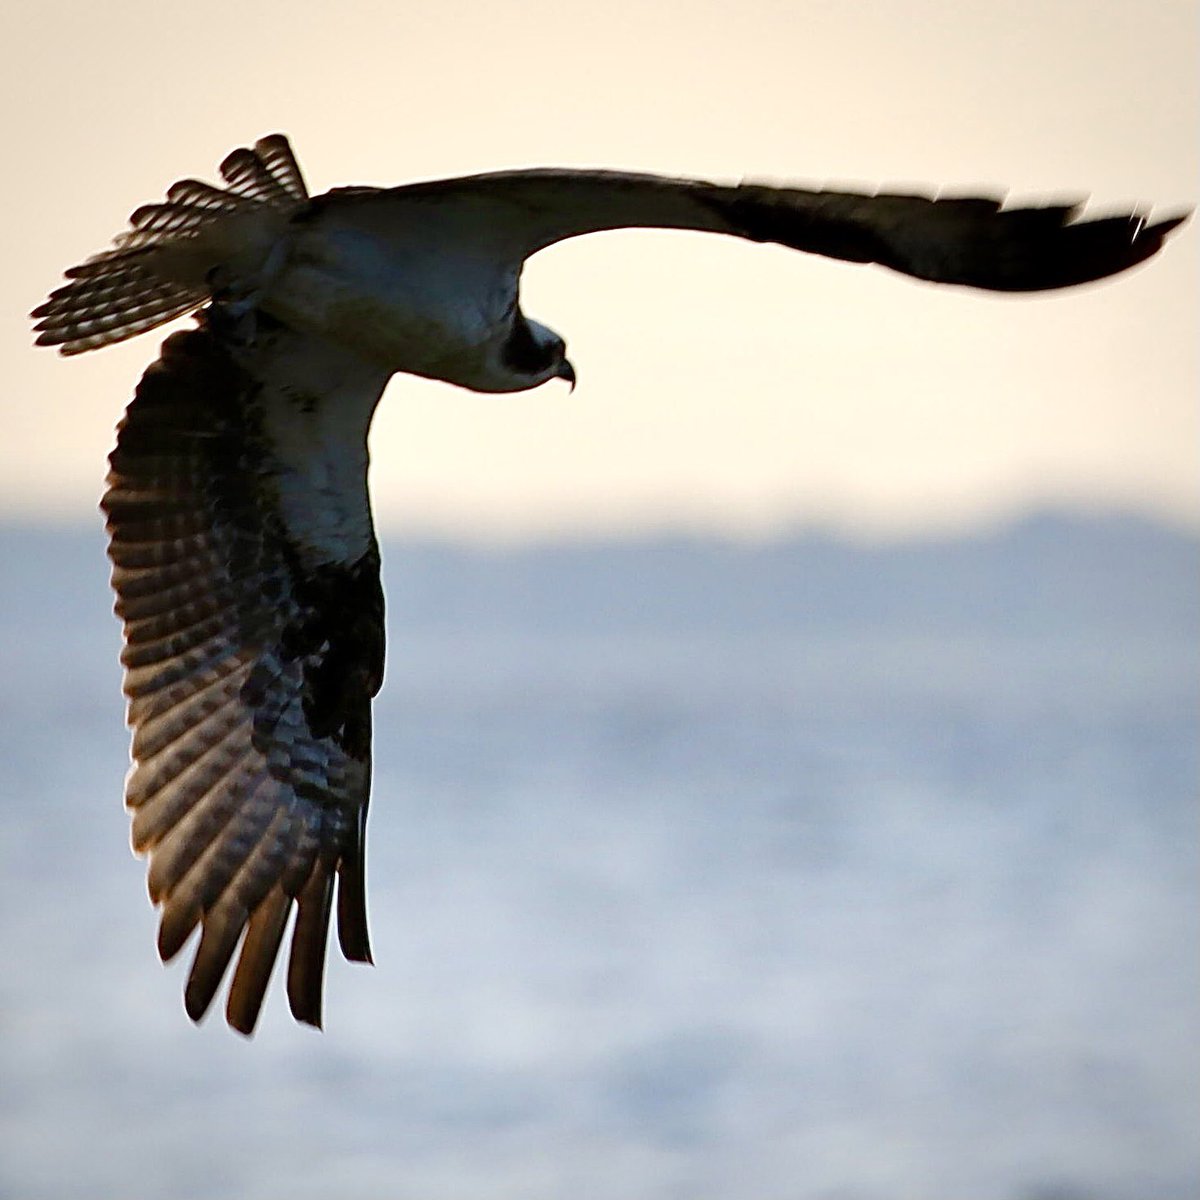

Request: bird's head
left=497, top=314, right=576, bottom=392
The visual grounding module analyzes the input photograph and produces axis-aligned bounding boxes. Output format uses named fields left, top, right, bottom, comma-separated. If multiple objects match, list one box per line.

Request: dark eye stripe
left=500, top=313, right=559, bottom=375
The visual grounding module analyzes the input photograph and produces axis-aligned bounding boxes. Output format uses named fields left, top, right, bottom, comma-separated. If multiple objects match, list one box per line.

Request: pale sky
left=3, top=0, right=1196, bottom=541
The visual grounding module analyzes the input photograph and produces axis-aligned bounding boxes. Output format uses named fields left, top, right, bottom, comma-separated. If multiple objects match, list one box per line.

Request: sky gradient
left=3, top=0, right=1196, bottom=540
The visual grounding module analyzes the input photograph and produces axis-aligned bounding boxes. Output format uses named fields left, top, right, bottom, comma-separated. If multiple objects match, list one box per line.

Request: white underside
left=248, top=331, right=391, bottom=567
left=260, top=202, right=527, bottom=390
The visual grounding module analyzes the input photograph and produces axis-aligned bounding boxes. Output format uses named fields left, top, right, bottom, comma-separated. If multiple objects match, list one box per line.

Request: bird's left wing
left=103, top=309, right=389, bottom=1034
left=352, top=168, right=1186, bottom=292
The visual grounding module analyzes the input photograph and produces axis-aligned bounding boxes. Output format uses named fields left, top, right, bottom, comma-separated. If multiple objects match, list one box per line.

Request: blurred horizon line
left=3, top=500, right=1197, bottom=550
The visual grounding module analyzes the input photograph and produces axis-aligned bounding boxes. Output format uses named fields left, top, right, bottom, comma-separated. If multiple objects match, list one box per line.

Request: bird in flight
left=33, top=135, right=1185, bottom=1035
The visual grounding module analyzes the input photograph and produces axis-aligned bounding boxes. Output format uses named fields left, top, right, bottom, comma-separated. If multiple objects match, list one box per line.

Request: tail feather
left=36, top=285, right=206, bottom=355
left=116, top=203, right=251, bottom=249
left=248, top=134, right=309, bottom=202
left=34, top=270, right=202, bottom=334
left=220, top=135, right=309, bottom=205
left=165, top=178, right=265, bottom=212
left=31, top=134, right=308, bottom=356
left=36, top=266, right=183, bottom=312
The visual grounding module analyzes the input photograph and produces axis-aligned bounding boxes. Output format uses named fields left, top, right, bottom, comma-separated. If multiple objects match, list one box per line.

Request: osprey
left=33, top=135, right=1185, bottom=1035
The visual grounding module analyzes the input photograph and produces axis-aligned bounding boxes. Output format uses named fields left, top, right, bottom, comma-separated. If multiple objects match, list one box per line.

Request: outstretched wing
left=354, top=168, right=1186, bottom=292
left=103, top=309, right=389, bottom=1033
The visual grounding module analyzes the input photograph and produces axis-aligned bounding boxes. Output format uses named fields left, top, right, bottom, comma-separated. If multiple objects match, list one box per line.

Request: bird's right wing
left=103, top=309, right=389, bottom=1034
left=355, top=168, right=1187, bottom=292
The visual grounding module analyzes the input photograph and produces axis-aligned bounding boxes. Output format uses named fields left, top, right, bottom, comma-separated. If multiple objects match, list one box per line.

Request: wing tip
left=1144, top=208, right=1191, bottom=243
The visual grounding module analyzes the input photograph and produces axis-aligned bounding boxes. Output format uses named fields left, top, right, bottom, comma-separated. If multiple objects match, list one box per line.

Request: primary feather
left=104, top=305, right=385, bottom=1034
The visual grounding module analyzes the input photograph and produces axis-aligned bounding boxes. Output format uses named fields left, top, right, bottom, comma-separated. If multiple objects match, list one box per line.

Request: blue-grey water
left=1, top=514, right=1196, bottom=1200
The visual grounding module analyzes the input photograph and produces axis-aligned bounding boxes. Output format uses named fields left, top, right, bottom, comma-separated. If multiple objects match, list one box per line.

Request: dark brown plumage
left=104, top=316, right=381, bottom=1034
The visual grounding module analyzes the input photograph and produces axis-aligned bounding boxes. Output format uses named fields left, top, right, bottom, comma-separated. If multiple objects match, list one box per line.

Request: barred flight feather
left=102, top=314, right=381, bottom=1034
left=33, top=135, right=308, bottom=356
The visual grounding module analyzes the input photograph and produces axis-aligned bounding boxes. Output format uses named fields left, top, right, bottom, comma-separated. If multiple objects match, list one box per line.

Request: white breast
left=250, top=334, right=392, bottom=567
left=262, top=199, right=522, bottom=385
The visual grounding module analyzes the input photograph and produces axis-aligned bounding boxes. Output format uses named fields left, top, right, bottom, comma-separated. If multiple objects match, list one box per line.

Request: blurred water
left=1, top=517, right=1196, bottom=1200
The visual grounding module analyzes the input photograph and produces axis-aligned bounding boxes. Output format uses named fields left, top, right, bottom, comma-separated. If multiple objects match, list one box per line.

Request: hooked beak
left=556, top=358, right=576, bottom=393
